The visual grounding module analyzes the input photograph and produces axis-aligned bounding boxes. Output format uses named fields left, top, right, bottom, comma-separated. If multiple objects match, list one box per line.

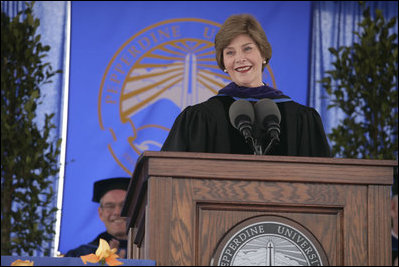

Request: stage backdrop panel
left=59, top=1, right=311, bottom=254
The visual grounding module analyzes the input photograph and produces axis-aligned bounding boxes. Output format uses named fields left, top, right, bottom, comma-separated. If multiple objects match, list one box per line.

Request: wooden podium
left=121, top=151, right=396, bottom=266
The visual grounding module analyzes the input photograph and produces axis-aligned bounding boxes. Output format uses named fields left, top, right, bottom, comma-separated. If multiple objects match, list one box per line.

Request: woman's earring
left=263, top=60, right=267, bottom=64
left=224, top=69, right=227, bottom=73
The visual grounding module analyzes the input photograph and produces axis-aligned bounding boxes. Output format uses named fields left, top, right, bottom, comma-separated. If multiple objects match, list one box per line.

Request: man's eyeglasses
left=100, top=202, right=124, bottom=212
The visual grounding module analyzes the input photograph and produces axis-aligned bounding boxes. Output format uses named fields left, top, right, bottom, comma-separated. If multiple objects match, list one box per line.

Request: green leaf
left=1, top=1, right=62, bottom=256
left=317, top=2, right=398, bottom=160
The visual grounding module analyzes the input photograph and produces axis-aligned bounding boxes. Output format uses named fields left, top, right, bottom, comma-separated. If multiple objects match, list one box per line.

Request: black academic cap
left=92, top=177, right=130, bottom=203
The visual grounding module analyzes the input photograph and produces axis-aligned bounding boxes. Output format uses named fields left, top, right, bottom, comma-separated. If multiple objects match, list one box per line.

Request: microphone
left=254, top=98, right=281, bottom=154
left=229, top=100, right=257, bottom=153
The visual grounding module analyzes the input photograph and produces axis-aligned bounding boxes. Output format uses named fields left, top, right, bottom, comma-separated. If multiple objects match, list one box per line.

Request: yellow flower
left=10, top=259, right=34, bottom=266
left=80, top=238, right=123, bottom=266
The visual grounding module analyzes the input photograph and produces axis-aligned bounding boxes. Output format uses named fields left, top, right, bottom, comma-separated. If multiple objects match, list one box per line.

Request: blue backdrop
left=60, top=1, right=312, bottom=254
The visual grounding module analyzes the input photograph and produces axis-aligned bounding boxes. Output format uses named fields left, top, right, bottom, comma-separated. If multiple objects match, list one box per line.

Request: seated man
left=65, top=177, right=130, bottom=258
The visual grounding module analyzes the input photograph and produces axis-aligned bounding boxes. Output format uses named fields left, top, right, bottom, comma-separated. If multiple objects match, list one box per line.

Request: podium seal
left=211, top=215, right=328, bottom=266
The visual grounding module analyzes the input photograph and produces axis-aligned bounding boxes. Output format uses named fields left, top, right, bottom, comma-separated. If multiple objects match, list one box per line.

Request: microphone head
left=229, top=99, right=255, bottom=129
left=254, top=98, right=281, bottom=130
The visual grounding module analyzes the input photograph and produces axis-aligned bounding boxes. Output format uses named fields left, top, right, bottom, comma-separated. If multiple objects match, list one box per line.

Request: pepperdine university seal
left=211, top=215, right=328, bottom=266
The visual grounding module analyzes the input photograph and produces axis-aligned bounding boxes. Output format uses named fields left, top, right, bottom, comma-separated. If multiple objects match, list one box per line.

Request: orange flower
left=10, top=259, right=34, bottom=266
left=80, top=239, right=123, bottom=266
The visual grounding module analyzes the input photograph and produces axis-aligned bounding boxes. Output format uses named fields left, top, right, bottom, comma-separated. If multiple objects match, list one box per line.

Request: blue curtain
left=1, top=1, right=26, bottom=17
left=1, top=1, right=69, bottom=256
left=308, top=1, right=398, bottom=147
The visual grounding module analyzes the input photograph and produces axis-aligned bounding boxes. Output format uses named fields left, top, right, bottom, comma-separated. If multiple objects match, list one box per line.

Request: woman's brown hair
left=214, top=14, right=272, bottom=71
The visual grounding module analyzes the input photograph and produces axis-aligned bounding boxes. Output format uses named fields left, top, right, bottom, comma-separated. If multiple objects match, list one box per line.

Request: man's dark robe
left=64, top=231, right=127, bottom=258
left=161, top=95, right=330, bottom=157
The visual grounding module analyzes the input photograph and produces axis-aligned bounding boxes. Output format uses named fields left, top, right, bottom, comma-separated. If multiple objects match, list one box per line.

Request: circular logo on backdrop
left=211, top=215, right=328, bottom=266
left=99, top=18, right=277, bottom=175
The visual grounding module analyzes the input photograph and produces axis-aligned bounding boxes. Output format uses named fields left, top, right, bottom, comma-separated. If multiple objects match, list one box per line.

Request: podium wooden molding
left=121, top=151, right=396, bottom=266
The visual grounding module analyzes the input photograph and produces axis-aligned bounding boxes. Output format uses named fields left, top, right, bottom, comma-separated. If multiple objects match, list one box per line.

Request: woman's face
left=223, top=34, right=264, bottom=88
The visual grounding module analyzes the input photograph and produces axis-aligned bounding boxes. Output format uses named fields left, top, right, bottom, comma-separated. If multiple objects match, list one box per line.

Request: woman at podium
left=162, top=14, right=330, bottom=157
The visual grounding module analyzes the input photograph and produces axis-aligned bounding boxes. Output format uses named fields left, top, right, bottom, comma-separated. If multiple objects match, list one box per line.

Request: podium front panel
left=123, top=152, right=395, bottom=266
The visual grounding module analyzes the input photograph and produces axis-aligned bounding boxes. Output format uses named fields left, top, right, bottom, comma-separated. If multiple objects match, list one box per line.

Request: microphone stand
left=262, top=123, right=280, bottom=155
left=253, top=138, right=263, bottom=155
left=244, top=136, right=262, bottom=155
left=263, top=137, right=278, bottom=155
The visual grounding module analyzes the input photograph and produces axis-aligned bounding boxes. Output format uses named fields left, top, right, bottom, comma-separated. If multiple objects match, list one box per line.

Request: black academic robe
left=161, top=96, right=330, bottom=157
left=64, top=231, right=127, bottom=258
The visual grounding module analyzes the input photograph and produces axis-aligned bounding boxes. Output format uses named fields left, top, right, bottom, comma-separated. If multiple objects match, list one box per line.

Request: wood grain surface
left=123, top=151, right=396, bottom=266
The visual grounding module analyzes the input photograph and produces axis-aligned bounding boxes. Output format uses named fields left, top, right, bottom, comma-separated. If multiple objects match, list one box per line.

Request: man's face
left=98, top=189, right=127, bottom=239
